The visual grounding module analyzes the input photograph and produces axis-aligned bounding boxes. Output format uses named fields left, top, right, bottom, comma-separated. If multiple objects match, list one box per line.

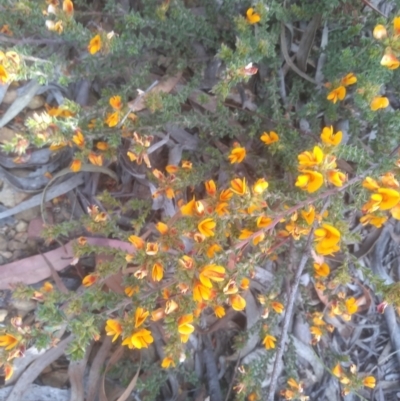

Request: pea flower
left=161, top=357, right=175, bottom=369
left=362, top=177, right=380, bottom=191
left=135, top=307, right=149, bottom=328
left=105, top=319, right=122, bottom=342
left=314, top=223, right=341, bottom=255
left=109, top=95, right=122, bottom=110
left=363, top=376, right=376, bottom=388
left=246, top=8, right=260, bottom=24
left=313, top=262, right=330, bottom=277
left=230, top=294, right=246, bottom=311
left=271, top=301, right=284, bottom=314
left=0, top=65, right=9, bottom=83
left=128, top=235, right=144, bottom=249
left=394, top=16, right=400, bottom=35
left=122, top=328, right=153, bottom=349
left=228, top=144, right=246, bottom=164
left=373, top=24, right=387, bottom=39
left=70, top=159, right=82, bottom=172
left=82, top=274, right=97, bottom=287
left=295, top=170, right=324, bottom=193
left=105, top=111, right=119, bottom=127
left=178, top=314, right=195, bottom=343
left=262, top=334, right=277, bottom=349
left=327, top=86, right=346, bottom=103
left=260, top=131, right=279, bottom=145
left=360, top=214, right=387, bottom=228
left=327, top=170, right=347, bottom=187
left=193, top=281, right=212, bottom=301
left=370, top=96, right=389, bottom=111
left=298, top=146, right=324, bottom=168
left=214, top=305, right=225, bottom=318
left=380, top=52, right=400, bottom=69
left=230, top=177, right=247, bottom=195
left=198, top=218, right=216, bottom=237
left=320, top=126, right=342, bottom=146
left=199, top=264, right=225, bottom=288
left=340, top=73, right=357, bottom=87
left=88, top=34, right=102, bottom=55
left=0, top=333, right=19, bottom=350
left=63, top=0, right=74, bottom=15
left=301, top=206, right=315, bottom=225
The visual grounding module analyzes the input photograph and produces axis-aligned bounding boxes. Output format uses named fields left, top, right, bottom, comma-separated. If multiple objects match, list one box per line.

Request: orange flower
left=179, top=255, right=194, bottom=270
left=105, top=111, right=119, bottom=127
left=240, top=278, right=250, bottom=290
left=257, top=215, right=273, bottom=228
left=345, top=297, right=358, bottom=315
left=320, top=126, right=342, bottom=146
left=246, top=7, right=260, bottom=24
left=109, top=95, right=122, bottom=110
left=199, top=264, right=226, bottom=288
left=376, top=188, right=400, bottom=210
left=230, top=294, right=246, bottom=311
left=363, top=376, right=376, bottom=388
left=373, top=24, right=387, bottom=39
left=181, top=160, right=192, bottom=169
left=262, top=334, right=277, bottom=349
left=88, top=152, right=103, bottom=166
left=164, top=299, right=178, bottom=314
left=82, top=274, right=97, bottom=287
left=301, top=206, right=315, bottom=225
left=0, top=333, right=19, bottom=350
left=228, top=145, right=246, bottom=164
left=381, top=172, right=399, bottom=188
left=193, top=281, right=212, bottom=301
left=252, top=178, right=269, bottom=194
left=214, top=305, right=225, bottom=318
left=327, top=170, right=347, bottom=187
left=271, top=301, right=284, bottom=314
left=198, top=218, right=216, bottom=237
left=370, top=96, right=389, bottom=111
left=128, top=235, right=144, bottom=249
left=327, top=86, right=346, bottom=103
left=310, top=326, right=323, bottom=342
left=391, top=204, right=400, bottom=220
left=63, top=0, right=74, bottom=15
left=72, top=130, right=85, bottom=148
left=178, top=314, right=195, bottom=343
left=205, top=180, right=217, bottom=196
left=156, top=222, right=168, bottom=235
left=0, top=25, right=12, bottom=36
left=295, top=170, right=324, bottom=193
left=152, top=263, right=163, bottom=282
left=206, top=243, right=222, bottom=258
left=260, top=131, right=279, bottom=145
left=161, top=357, right=175, bottom=368
left=314, top=224, right=341, bottom=255
left=105, top=319, right=122, bottom=342
left=362, top=177, right=380, bottom=191
left=88, top=34, right=102, bottom=55
left=4, top=364, right=13, bottom=381
left=180, top=197, right=196, bottom=216
left=381, top=52, right=400, bottom=69
left=215, top=202, right=229, bottom=216
left=70, top=159, right=82, bottom=172
left=125, top=286, right=138, bottom=297
left=219, top=189, right=233, bottom=201
left=394, top=16, right=400, bottom=35
left=0, top=65, right=8, bottom=84
left=96, top=141, right=109, bottom=151
left=298, top=146, right=324, bottom=168
left=231, top=178, right=247, bottom=195
left=165, top=165, right=178, bottom=174
left=313, top=262, right=330, bottom=277
left=134, top=307, right=149, bottom=328
left=360, top=214, right=387, bottom=228
left=146, top=242, right=159, bottom=255
left=340, top=73, right=357, bottom=87
left=122, top=328, right=153, bottom=349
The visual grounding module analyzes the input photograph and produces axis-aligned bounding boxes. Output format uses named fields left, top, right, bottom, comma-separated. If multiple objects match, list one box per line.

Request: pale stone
left=0, top=251, right=12, bottom=259
left=14, top=232, right=28, bottom=243
left=0, top=180, right=30, bottom=208
left=15, top=220, right=28, bottom=233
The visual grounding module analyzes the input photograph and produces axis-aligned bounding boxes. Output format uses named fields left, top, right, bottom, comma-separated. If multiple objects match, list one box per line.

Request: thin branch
left=360, top=0, right=387, bottom=18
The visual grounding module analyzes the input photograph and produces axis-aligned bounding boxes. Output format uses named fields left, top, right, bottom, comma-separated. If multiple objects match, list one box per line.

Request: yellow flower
left=215, top=202, right=229, bottom=216
left=146, top=242, right=159, bottom=255
left=310, top=326, right=323, bottom=342
left=4, top=364, right=13, bottom=381
left=125, top=286, right=138, bottom=297
left=340, top=73, right=357, bottom=87
left=123, top=328, right=153, bottom=349
left=301, top=206, right=315, bottom=225
left=224, top=279, right=239, bottom=295
left=206, top=243, right=222, bottom=258
left=231, top=177, right=247, bottom=195
left=214, top=305, right=225, bottom=318
left=161, top=357, right=175, bottom=368
left=262, top=334, right=277, bottom=350
left=246, top=7, right=260, bottom=24
left=298, top=146, right=324, bottom=168
left=105, top=319, right=122, bottom=342
left=363, top=177, right=380, bottom=191
left=180, top=197, right=196, bottom=216
left=371, top=96, right=389, bottom=111
left=156, top=222, right=168, bottom=235
left=320, top=126, right=342, bottom=146
left=96, top=141, right=109, bottom=151
left=381, top=172, right=399, bottom=188
left=105, top=111, right=119, bottom=127
left=360, top=214, right=387, bottom=228
left=228, top=145, right=246, bottom=164
left=0, top=333, right=19, bottom=350
left=198, top=218, right=216, bottom=237
left=88, top=152, right=103, bottom=166
left=152, top=263, right=163, bottom=282
left=257, top=215, right=272, bottom=228
left=0, top=65, right=8, bottom=84
left=199, top=264, right=226, bottom=288
left=313, top=262, right=330, bottom=277
left=63, top=0, right=74, bottom=15
left=128, top=235, right=144, bottom=250
left=345, top=297, right=358, bottom=315
left=295, top=170, right=324, bottom=193
left=181, top=160, right=192, bottom=169
left=376, top=188, right=400, bottom=210
left=72, top=129, right=85, bottom=148
left=271, top=301, right=284, bottom=314
left=70, top=159, right=82, bottom=172
left=327, top=170, right=347, bottom=187
left=134, top=307, right=149, bottom=328
left=314, top=224, right=341, bottom=255
left=363, top=376, right=376, bottom=388
left=260, top=131, right=279, bottom=145
left=109, top=95, right=122, bottom=110
left=373, top=24, right=387, bottom=39
left=82, top=274, right=97, bottom=287
left=193, top=281, right=212, bottom=301
left=230, top=294, right=246, bottom=311
left=332, top=363, right=343, bottom=378
left=205, top=180, right=217, bottom=196
left=179, top=255, right=194, bottom=270
left=178, top=314, right=195, bottom=343
left=391, top=204, right=400, bottom=220
left=88, top=34, right=102, bottom=55
left=381, top=52, right=400, bottom=69
left=252, top=178, right=269, bottom=194
left=327, top=86, right=346, bottom=103
left=164, top=299, right=178, bottom=314
left=219, top=189, right=233, bottom=201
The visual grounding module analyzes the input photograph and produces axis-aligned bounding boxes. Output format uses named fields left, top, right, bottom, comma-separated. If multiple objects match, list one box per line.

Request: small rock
left=27, top=95, right=45, bottom=110
left=7, top=229, right=15, bottom=239
left=7, top=240, right=26, bottom=251
left=15, top=220, right=28, bottom=233
left=15, top=206, right=41, bottom=222
left=12, top=249, right=26, bottom=260
left=0, top=235, right=7, bottom=251
left=14, top=232, right=28, bottom=243
left=0, top=251, right=12, bottom=259
left=0, top=180, right=30, bottom=208
left=11, top=299, right=36, bottom=313
left=0, top=127, right=15, bottom=144
left=2, top=89, right=17, bottom=104
left=0, top=309, right=7, bottom=322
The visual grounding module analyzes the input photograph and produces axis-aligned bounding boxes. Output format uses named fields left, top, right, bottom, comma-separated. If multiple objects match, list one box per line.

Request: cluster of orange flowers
left=332, top=363, right=375, bottom=395
left=295, top=126, right=346, bottom=193
left=326, top=72, right=357, bottom=104
left=374, top=17, right=400, bottom=70
left=44, top=0, right=74, bottom=34
left=361, top=167, right=400, bottom=227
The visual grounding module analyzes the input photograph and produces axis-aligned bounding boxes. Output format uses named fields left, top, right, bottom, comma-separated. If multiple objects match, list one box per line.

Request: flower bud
left=373, top=24, right=387, bottom=40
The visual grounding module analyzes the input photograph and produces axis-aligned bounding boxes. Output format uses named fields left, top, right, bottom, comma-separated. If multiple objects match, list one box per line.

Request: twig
left=360, top=0, right=387, bottom=18
left=40, top=251, right=69, bottom=294
left=266, top=229, right=314, bottom=401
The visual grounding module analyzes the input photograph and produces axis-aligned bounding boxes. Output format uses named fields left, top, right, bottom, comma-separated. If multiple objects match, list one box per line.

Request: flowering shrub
left=1, top=0, right=400, bottom=399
